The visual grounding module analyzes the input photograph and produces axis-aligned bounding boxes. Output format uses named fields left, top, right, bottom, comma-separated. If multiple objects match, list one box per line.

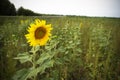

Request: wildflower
left=25, top=19, right=52, bottom=46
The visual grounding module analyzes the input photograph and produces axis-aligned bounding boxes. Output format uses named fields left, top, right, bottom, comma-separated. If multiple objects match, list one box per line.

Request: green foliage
left=14, top=52, right=32, bottom=64
left=0, top=0, right=16, bottom=15
left=13, top=36, right=57, bottom=80
left=84, top=24, right=113, bottom=80
left=0, top=16, right=120, bottom=80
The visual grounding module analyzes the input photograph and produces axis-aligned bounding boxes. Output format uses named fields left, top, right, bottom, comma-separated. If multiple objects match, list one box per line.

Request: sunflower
left=25, top=19, right=52, bottom=46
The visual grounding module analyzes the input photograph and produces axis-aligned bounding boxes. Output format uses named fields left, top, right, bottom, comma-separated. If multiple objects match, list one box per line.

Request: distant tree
left=17, top=7, right=42, bottom=16
left=0, top=0, right=16, bottom=15
left=17, top=7, right=37, bottom=16
left=9, top=3, right=16, bottom=15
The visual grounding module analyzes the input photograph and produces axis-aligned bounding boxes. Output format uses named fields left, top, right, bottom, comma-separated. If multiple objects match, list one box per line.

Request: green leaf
left=12, top=68, right=31, bottom=80
left=30, top=45, right=40, bottom=53
left=36, top=53, right=51, bottom=65
left=55, top=58, right=63, bottom=65
left=26, top=68, right=38, bottom=79
left=39, top=59, right=54, bottom=74
left=76, top=48, right=82, bottom=53
left=26, top=60, right=54, bottom=79
left=14, top=52, right=32, bottom=63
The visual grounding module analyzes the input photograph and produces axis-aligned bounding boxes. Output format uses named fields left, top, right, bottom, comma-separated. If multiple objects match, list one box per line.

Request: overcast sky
left=9, top=0, right=120, bottom=17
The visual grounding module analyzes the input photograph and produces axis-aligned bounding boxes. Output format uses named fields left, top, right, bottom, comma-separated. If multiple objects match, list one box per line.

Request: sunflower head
left=25, top=19, right=52, bottom=46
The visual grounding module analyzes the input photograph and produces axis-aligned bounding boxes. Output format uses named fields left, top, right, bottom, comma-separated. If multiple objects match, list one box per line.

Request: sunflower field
left=0, top=16, right=120, bottom=80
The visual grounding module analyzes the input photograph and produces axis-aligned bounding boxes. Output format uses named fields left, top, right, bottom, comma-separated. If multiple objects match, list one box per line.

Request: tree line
left=0, top=0, right=42, bottom=16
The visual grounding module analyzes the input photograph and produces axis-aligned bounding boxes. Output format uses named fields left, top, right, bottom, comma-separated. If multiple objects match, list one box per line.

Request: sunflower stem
left=32, top=46, right=37, bottom=80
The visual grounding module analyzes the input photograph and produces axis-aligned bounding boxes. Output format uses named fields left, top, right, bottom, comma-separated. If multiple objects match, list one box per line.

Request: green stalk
left=32, top=46, right=37, bottom=80
left=93, top=48, right=99, bottom=80
left=104, top=29, right=112, bottom=80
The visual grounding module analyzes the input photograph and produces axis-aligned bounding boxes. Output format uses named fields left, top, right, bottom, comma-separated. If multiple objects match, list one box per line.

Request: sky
left=9, top=0, right=120, bottom=17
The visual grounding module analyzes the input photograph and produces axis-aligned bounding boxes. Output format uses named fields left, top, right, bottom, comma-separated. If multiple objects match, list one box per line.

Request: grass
left=0, top=16, right=120, bottom=80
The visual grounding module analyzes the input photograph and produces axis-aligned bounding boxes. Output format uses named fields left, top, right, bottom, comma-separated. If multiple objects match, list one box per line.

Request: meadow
left=0, top=16, right=120, bottom=80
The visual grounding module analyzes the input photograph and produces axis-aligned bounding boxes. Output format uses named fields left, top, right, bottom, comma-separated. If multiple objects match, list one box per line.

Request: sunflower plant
left=25, top=19, right=52, bottom=46
left=13, top=19, right=55, bottom=80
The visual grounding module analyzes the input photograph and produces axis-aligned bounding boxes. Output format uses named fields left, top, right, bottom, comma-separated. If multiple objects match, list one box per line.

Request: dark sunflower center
left=35, top=27, right=46, bottom=39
